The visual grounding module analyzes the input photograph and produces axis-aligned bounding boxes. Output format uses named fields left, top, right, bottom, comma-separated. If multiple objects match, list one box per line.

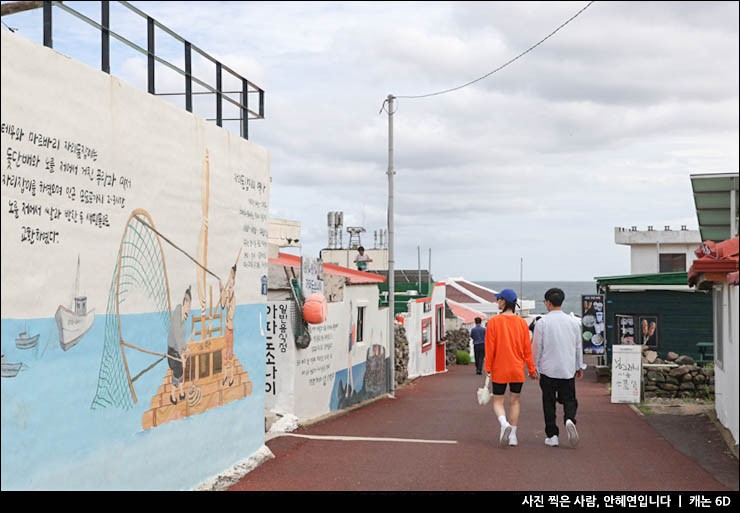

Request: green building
left=595, top=272, right=713, bottom=364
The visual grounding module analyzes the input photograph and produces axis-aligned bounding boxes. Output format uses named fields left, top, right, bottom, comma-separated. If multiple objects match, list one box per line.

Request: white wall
left=404, top=283, right=446, bottom=379
left=266, top=284, right=390, bottom=423
left=714, top=284, right=739, bottom=446
left=629, top=244, right=699, bottom=275
left=1, top=30, right=269, bottom=490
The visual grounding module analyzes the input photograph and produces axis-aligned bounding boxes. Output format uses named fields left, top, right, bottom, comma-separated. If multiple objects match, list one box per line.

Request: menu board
left=581, top=294, right=605, bottom=355
left=616, top=314, right=637, bottom=344
left=611, top=345, right=642, bottom=403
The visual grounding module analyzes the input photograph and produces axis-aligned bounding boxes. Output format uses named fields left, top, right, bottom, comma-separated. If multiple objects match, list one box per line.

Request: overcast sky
left=4, top=1, right=738, bottom=281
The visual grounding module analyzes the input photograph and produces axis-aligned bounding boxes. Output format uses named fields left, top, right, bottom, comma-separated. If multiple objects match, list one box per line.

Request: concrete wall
left=403, top=283, right=447, bottom=379
left=714, top=284, right=739, bottom=446
left=1, top=30, right=269, bottom=490
left=266, top=283, right=390, bottom=422
left=614, top=227, right=701, bottom=275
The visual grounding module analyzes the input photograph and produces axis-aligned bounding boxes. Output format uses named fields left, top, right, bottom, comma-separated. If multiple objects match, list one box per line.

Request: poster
left=611, top=345, right=642, bottom=403
left=581, top=294, right=605, bottom=355
left=638, top=315, right=659, bottom=348
left=616, top=314, right=637, bottom=344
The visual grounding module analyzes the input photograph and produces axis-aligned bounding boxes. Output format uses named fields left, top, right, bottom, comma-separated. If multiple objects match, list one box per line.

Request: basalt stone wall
left=395, top=325, right=409, bottom=386
left=445, top=328, right=471, bottom=366
left=643, top=348, right=714, bottom=400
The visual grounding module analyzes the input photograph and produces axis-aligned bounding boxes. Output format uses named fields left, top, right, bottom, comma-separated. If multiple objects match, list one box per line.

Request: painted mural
left=265, top=289, right=390, bottom=422
left=1, top=29, right=269, bottom=490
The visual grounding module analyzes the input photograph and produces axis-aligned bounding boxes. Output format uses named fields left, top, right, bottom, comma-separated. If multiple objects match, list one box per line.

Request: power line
left=396, top=1, right=595, bottom=100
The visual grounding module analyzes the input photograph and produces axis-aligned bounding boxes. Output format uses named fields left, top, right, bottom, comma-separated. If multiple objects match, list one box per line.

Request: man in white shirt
left=533, top=287, right=587, bottom=448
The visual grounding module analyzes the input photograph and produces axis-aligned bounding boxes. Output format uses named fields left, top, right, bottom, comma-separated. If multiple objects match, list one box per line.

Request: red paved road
left=229, top=365, right=737, bottom=492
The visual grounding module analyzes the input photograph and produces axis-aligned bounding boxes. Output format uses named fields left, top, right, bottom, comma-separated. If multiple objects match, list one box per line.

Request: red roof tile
left=688, top=237, right=739, bottom=287
left=269, top=253, right=386, bottom=285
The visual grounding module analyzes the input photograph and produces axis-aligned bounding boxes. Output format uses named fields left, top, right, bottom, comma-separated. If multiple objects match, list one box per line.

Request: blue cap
left=495, top=288, right=518, bottom=303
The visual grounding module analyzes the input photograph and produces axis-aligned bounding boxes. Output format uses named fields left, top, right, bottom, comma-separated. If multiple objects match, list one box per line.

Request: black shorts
left=491, top=381, right=523, bottom=395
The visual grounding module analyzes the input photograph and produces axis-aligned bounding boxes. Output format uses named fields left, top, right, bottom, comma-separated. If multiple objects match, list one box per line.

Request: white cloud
left=6, top=0, right=736, bottom=281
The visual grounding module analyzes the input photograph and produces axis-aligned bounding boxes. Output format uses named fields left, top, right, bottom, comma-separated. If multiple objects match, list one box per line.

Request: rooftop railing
left=8, top=1, right=265, bottom=140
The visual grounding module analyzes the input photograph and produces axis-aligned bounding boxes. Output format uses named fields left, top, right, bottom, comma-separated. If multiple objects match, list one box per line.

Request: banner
left=581, top=294, right=605, bottom=355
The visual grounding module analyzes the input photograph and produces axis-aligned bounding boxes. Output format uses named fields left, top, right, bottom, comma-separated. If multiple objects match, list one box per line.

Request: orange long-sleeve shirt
left=484, top=314, right=536, bottom=383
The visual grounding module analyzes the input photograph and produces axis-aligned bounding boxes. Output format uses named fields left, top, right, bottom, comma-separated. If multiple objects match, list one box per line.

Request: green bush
left=456, top=350, right=471, bottom=365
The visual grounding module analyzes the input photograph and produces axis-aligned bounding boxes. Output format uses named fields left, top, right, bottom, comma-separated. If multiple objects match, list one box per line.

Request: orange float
left=303, top=293, right=328, bottom=324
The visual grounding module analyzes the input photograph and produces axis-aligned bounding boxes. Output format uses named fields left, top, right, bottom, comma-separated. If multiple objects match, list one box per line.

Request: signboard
left=301, top=256, right=324, bottom=296
left=581, top=294, right=605, bottom=355
left=611, top=345, right=642, bottom=403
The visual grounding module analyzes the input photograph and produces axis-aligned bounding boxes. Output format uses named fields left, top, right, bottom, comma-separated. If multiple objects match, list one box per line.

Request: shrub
left=456, top=350, right=471, bottom=365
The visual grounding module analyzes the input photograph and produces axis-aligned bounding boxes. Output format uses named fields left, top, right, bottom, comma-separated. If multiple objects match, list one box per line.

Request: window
left=356, top=306, right=365, bottom=343
left=659, top=253, right=686, bottom=272
left=421, top=318, right=432, bottom=351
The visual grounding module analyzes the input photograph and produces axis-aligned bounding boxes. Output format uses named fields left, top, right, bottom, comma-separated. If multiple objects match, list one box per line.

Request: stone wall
left=643, top=348, right=714, bottom=400
left=394, top=325, right=409, bottom=386
left=445, top=328, right=471, bottom=366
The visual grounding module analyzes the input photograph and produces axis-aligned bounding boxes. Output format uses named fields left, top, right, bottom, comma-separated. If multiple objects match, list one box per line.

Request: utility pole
left=386, top=94, right=396, bottom=394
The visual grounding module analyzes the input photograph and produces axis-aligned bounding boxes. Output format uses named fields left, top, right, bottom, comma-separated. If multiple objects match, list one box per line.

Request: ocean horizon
left=474, top=280, right=598, bottom=315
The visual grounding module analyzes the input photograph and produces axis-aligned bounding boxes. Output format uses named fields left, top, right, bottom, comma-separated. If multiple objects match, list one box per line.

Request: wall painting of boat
left=15, top=329, right=39, bottom=350
left=55, top=255, right=95, bottom=351
left=2, top=354, right=22, bottom=378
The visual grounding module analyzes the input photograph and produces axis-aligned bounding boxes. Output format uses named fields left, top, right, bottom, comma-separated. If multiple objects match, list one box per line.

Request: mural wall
left=266, top=284, right=390, bottom=422
left=1, top=30, right=270, bottom=490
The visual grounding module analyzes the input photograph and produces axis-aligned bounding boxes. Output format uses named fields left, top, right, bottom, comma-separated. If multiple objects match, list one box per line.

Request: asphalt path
left=229, top=364, right=738, bottom=492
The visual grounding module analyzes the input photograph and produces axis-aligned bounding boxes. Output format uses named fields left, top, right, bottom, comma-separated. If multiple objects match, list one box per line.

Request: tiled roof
left=269, top=253, right=386, bottom=285
left=688, top=237, right=739, bottom=288
left=446, top=299, right=487, bottom=324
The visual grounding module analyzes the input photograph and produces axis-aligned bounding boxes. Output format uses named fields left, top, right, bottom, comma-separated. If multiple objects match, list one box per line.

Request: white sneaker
left=509, top=433, right=518, bottom=446
left=566, top=419, right=579, bottom=447
left=499, top=423, right=512, bottom=447
left=545, top=435, right=559, bottom=447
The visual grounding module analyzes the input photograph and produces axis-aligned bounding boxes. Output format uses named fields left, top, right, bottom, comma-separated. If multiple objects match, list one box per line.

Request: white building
left=614, top=225, right=702, bottom=275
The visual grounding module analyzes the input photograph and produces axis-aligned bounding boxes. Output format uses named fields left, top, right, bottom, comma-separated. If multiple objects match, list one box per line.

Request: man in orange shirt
left=484, top=288, right=539, bottom=447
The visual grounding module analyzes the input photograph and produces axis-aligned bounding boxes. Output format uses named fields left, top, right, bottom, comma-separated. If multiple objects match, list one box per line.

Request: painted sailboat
left=15, top=328, right=39, bottom=349
left=1, top=354, right=22, bottom=378
left=55, top=255, right=95, bottom=351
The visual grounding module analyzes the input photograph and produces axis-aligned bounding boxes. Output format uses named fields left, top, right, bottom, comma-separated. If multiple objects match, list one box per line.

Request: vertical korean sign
left=611, top=345, right=642, bottom=403
left=581, top=294, right=605, bottom=355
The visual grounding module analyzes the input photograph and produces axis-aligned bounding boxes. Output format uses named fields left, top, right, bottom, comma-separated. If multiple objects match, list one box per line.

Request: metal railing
left=38, top=0, right=264, bottom=140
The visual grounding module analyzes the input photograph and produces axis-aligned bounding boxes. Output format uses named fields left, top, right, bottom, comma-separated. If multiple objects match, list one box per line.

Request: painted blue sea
left=476, top=281, right=598, bottom=315
left=1, top=304, right=266, bottom=490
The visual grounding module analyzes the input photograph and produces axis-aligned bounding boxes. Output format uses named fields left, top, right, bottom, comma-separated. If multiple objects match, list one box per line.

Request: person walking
left=533, top=287, right=587, bottom=448
left=470, top=317, right=486, bottom=375
left=484, top=289, right=538, bottom=448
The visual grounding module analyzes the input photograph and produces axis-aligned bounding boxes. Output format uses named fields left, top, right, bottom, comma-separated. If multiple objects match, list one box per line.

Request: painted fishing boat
left=1, top=355, right=22, bottom=378
left=55, top=255, right=95, bottom=351
left=15, top=330, right=39, bottom=350
left=88, top=151, right=252, bottom=430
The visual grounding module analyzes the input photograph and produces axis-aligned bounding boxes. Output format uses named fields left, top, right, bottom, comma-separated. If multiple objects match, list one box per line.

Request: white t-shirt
left=533, top=310, right=586, bottom=379
left=354, top=252, right=371, bottom=270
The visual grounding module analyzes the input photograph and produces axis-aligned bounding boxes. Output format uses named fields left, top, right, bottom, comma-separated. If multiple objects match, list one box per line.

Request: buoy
left=303, top=293, right=328, bottom=324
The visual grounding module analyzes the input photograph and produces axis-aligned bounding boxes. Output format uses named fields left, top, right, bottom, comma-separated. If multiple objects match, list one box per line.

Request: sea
left=475, top=281, right=599, bottom=316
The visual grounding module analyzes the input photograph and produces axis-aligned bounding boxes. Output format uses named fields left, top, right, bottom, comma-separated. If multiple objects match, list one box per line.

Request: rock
left=644, top=350, right=658, bottom=363
left=679, top=382, right=695, bottom=390
left=666, top=351, right=679, bottom=361
left=675, top=355, right=696, bottom=366
left=681, top=372, right=694, bottom=382
left=669, top=366, right=691, bottom=377
left=659, top=382, right=679, bottom=391
left=646, top=370, right=665, bottom=382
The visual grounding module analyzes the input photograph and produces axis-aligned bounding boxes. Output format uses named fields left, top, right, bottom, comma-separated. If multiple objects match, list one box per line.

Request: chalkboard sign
left=611, top=345, right=642, bottom=403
